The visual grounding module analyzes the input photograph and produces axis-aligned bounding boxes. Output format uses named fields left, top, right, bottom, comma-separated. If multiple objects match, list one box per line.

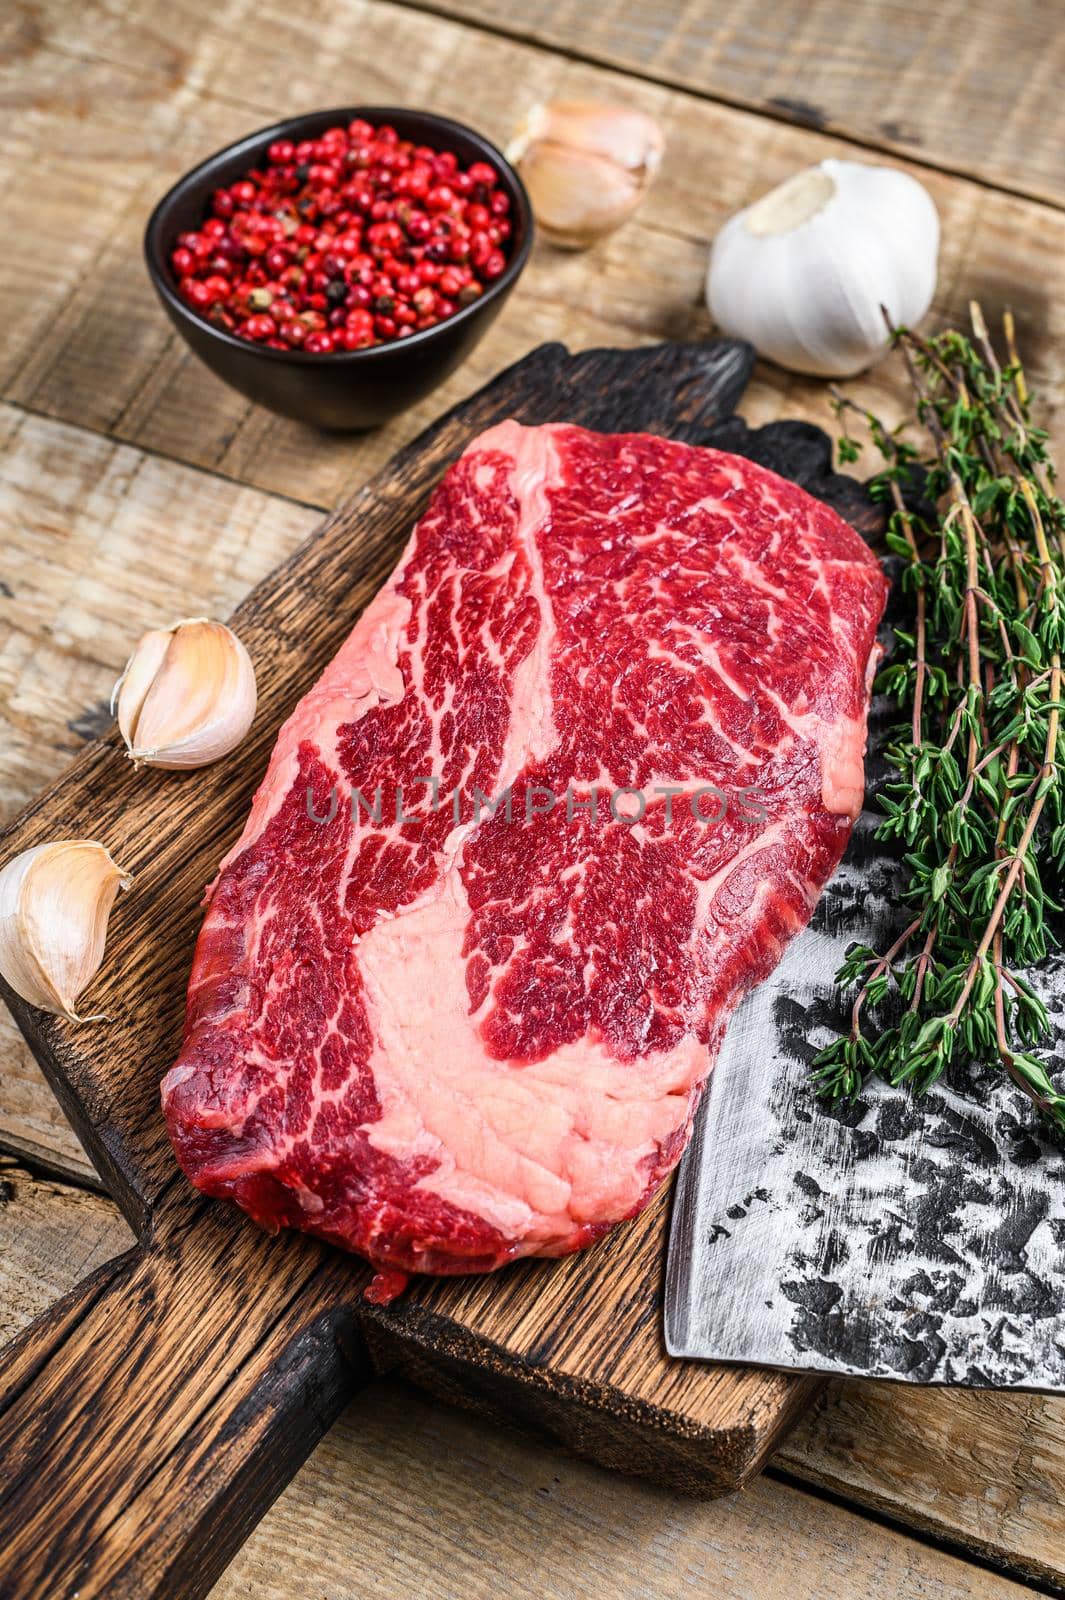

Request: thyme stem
left=817, top=307, right=1065, bottom=1130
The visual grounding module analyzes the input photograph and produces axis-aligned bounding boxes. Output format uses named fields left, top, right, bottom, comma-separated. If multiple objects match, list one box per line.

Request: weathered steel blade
left=664, top=744, right=1065, bottom=1389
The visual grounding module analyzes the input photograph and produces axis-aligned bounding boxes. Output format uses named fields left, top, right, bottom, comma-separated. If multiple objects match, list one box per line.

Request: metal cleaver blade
left=663, top=807, right=1065, bottom=1391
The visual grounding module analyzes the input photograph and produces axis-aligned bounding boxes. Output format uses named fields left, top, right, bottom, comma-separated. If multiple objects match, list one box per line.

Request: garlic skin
left=0, top=841, right=132, bottom=1021
left=509, top=101, right=665, bottom=249
left=113, top=618, right=257, bottom=770
left=707, top=159, right=939, bottom=377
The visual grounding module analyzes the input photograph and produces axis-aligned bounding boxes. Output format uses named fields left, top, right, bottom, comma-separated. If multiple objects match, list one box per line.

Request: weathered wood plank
left=0, top=1168, right=1034, bottom=1599
left=6, top=4, right=1065, bottom=1190
left=3, top=3, right=1065, bottom=1589
left=0, top=343, right=827, bottom=1598
left=3, top=341, right=744, bottom=1223
left=360, top=1180, right=817, bottom=1495
left=1, top=342, right=814, bottom=1514
left=212, top=1375, right=1036, bottom=1600
left=0, top=403, right=319, bottom=1179
left=420, top=0, right=1065, bottom=208
left=0, top=1157, right=131, bottom=1341
left=0, top=1035, right=100, bottom=1187
left=0, top=1205, right=372, bottom=1600
left=3, top=1, right=1065, bottom=508
left=779, top=1380, right=1065, bottom=1593
left=0, top=405, right=320, bottom=825
left=1, top=507, right=1056, bottom=1574
left=6, top=1118, right=1063, bottom=1588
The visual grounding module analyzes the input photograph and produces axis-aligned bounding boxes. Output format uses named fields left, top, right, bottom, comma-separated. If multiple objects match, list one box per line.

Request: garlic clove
left=509, top=100, right=664, bottom=249
left=0, top=841, right=132, bottom=1021
left=517, top=142, right=647, bottom=249
left=512, top=101, right=664, bottom=173
left=112, top=626, right=175, bottom=735
left=707, top=158, right=939, bottom=378
left=114, top=618, right=257, bottom=770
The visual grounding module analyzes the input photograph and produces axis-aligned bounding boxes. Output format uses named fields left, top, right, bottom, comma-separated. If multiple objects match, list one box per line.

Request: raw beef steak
left=163, top=421, right=888, bottom=1301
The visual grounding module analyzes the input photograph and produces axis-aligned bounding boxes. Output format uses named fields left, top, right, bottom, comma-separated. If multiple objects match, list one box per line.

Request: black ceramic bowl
left=144, top=107, right=533, bottom=430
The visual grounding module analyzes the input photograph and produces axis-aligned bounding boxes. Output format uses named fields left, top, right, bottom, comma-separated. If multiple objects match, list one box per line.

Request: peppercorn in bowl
left=144, top=107, right=533, bottom=430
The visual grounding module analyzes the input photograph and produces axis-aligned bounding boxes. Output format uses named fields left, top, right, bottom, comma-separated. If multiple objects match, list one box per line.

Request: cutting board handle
left=0, top=1207, right=370, bottom=1600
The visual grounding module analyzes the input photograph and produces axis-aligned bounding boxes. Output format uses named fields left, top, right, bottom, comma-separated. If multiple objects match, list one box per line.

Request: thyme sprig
left=813, top=305, right=1065, bottom=1131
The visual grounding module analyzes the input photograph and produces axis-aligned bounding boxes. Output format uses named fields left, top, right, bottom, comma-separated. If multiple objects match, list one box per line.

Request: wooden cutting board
left=0, top=340, right=878, bottom=1600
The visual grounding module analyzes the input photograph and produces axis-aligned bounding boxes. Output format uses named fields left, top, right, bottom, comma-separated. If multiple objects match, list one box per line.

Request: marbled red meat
left=162, top=421, right=888, bottom=1300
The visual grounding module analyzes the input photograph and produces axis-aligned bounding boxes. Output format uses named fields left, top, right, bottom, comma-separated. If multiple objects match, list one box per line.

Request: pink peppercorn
left=171, top=121, right=514, bottom=353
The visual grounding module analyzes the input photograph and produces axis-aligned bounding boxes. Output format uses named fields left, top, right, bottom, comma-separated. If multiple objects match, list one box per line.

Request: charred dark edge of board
left=0, top=337, right=758, bottom=1234
left=359, top=1299, right=821, bottom=1496
left=0, top=337, right=880, bottom=1593
left=0, top=342, right=873, bottom=1238
left=0, top=1221, right=370, bottom=1600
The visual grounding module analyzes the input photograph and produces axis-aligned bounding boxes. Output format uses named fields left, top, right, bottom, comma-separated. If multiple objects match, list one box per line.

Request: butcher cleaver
left=664, top=719, right=1065, bottom=1390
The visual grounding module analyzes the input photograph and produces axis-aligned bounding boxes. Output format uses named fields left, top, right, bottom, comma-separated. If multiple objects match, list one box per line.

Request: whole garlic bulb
left=509, top=101, right=665, bottom=249
left=707, top=159, right=939, bottom=377
left=113, top=618, right=257, bottom=770
left=0, top=841, right=132, bottom=1021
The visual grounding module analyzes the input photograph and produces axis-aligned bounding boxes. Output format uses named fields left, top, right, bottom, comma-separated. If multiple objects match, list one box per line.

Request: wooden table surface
left=2, top=1, right=1064, bottom=1594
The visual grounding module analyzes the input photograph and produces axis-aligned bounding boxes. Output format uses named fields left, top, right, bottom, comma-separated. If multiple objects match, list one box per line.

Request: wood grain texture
left=0, top=1173, right=1036, bottom=1600
left=0, top=401, right=319, bottom=1181
left=8, top=2, right=1065, bottom=1199
left=4, top=0, right=1065, bottom=508
left=8, top=393, right=1060, bottom=1583
left=211, top=1377, right=1036, bottom=1600
left=0, top=1156, right=132, bottom=1342
left=2, top=1, right=1065, bottom=1591
left=421, top=0, right=1065, bottom=207
left=0, top=1166, right=1056, bottom=1598
left=0, top=404, right=320, bottom=825
left=0, top=1211, right=371, bottom=1600
left=781, top=1380, right=1065, bottom=1592
left=360, top=1186, right=815, bottom=1494
left=0, top=1163, right=365, bottom=1600
left=0, top=1035, right=100, bottom=1186
left=0, top=339, right=751, bottom=1224
left=0, top=340, right=836, bottom=1600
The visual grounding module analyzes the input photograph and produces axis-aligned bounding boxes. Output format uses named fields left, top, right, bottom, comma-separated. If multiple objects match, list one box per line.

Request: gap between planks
left=6, top=397, right=332, bottom=518
left=391, top=0, right=1065, bottom=212
left=0, top=1158, right=1047, bottom=1600
left=765, top=1463, right=1065, bottom=1600
left=3, top=368, right=1065, bottom=1586
left=21, top=0, right=1065, bottom=214
left=5, top=0, right=1065, bottom=510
